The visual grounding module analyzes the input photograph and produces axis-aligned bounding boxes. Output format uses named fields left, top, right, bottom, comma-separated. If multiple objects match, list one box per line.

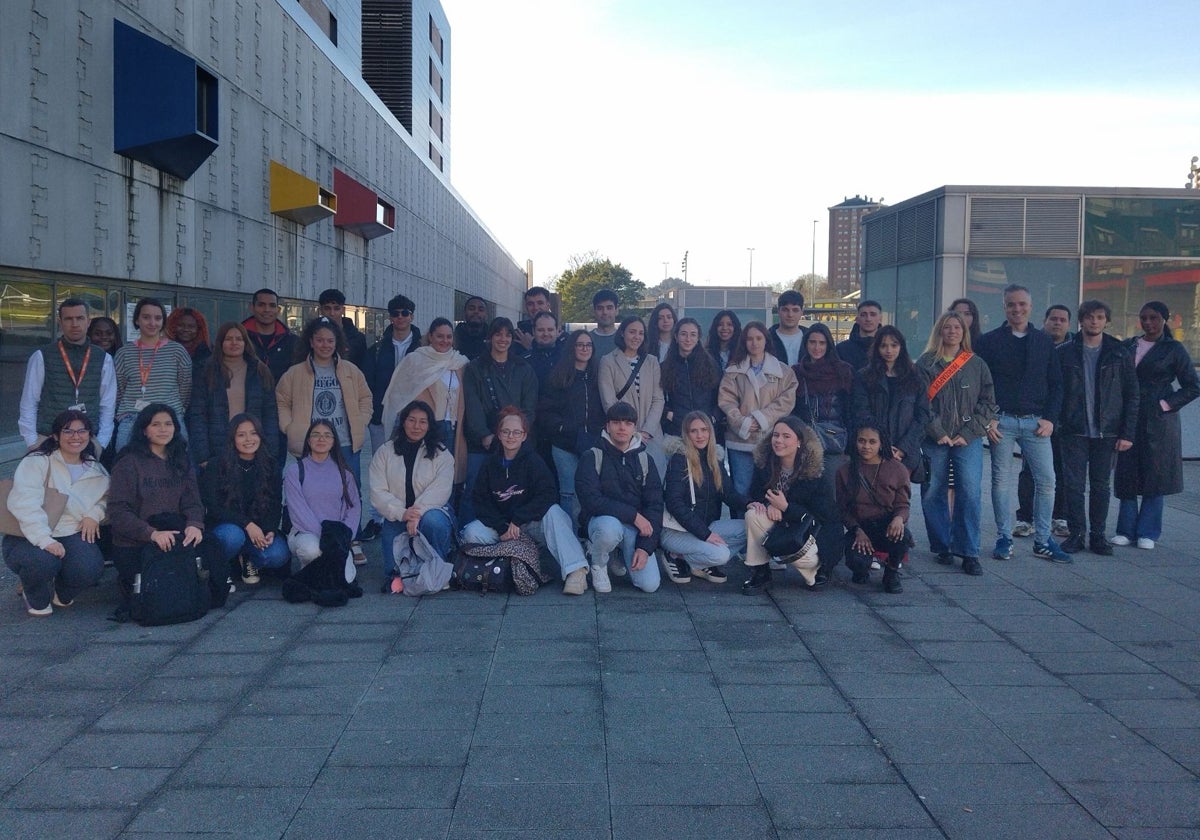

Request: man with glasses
left=19, top=298, right=116, bottom=452
left=362, top=294, right=422, bottom=542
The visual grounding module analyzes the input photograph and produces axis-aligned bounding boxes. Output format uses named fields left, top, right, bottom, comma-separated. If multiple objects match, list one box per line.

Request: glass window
left=897, top=261, right=936, bottom=348
left=1085, top=257, right=1200, bottom=360
left=1085, top=197, right=1200, bottom=258
left=964, top=257, right=1079, bottom=335
left=0, top=279, right=54, bottom=443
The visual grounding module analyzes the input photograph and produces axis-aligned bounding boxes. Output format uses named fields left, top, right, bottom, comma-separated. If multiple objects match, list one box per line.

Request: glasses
left=390, top=309, right=413, bottom=318
left=497, top=429, right=526, bottom=437
left=575, top=343, right=593, bottom=350
left=309, top=432, right=335, bottom=441
left=61, top=428, right=90, bottom=437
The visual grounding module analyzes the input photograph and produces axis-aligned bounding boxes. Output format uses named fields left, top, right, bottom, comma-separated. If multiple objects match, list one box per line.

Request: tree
left=791, top=273, right=834, bottom=300
left=553, top=254, right=646, bottom=322
left=644, top=276, right=693, bottom=299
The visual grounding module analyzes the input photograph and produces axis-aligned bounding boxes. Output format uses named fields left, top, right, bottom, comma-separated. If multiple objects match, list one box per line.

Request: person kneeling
left=836, top=423, right=911, bottom=594
left=576, top=402, right=663, bottom=594
left=659, top=411, right=749, bottom=584
left=459, top=406, right=588, bottom=595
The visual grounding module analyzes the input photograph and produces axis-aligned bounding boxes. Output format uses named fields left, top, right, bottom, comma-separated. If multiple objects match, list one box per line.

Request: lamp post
left=662, top=262, right=669, bottom=281
left=811, top=220, right=818, bottom=308
left=747, top=247, right=755, bottom=287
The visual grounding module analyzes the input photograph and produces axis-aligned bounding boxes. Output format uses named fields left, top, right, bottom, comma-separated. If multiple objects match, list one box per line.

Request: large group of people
left=6, top=281, right=1198, bottom=617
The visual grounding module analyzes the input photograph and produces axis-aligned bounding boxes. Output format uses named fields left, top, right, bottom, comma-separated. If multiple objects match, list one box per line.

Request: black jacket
left=463, top=355, right=539, bottom=454
left=768, top=324, right=806, bottom=366
left=835, top=325, right=872, bottom=373
left=975, top=324, right=1063, bottom=424
left=200, top=456, right=282, bottom=533
left=364, top=325, right=422, bottom=424
left=850, top=368, right=930, bottom=476
left=454, top=322, right=488, bottom=361
left=524, top=343, right=561, bottom=388
left=537, top=368, right=606, bottom=453
left=575, top=434, right=663, bottom=554
left=340, top=318, right=369, bottom=370
left=1114, top=334, right=1199, bottom=498
left=663, top=448, right=747, bottom=540
left=471, top=446, right=559, bottom=533
left=662, top=353, right=718, bottom=436
left=1056, top=333, right=1138, bottom=439
left=748, top=423, right=837, bottom=526
left=186, top=358, right=279, bottom=466
left=242, top=319, right=298, bottom=385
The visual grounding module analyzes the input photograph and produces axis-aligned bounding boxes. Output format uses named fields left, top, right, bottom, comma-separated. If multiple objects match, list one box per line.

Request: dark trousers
left=1017, top=435, right=1066, bottom=522
left=843, top=516, right=907, bottom=572
left=1059, top=435, right=1116, bottom=538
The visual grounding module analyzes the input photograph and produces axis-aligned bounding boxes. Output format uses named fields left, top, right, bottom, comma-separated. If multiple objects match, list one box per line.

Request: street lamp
left=810, top=220, right=818, bottom=307
left=747, top=247, right=755, bottom=287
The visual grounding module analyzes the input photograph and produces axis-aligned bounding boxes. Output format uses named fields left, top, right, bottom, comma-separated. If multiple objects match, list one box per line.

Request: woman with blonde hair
left=658, top=411, right=749, bottom=584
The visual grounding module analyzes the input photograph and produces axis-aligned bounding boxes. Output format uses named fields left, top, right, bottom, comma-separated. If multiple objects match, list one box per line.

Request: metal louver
left=1025, top=198, right=1081, bottom=255
left=969, top=198, right=1024, bottom=252
left=897, top=200, right=937, bottom=261
left=970, top=196, right=1082, bottom=256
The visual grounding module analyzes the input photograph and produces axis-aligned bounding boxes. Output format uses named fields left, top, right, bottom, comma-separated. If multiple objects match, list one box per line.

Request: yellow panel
left=269, top=160, right=336, bottom=225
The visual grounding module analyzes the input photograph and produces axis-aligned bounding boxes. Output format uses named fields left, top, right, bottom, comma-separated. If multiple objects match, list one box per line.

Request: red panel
left=333, top=168, right=393, bottom=239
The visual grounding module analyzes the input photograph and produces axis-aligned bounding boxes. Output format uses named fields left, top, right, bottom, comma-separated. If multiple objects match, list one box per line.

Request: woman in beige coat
left=598, top=316, right=666, bottom=474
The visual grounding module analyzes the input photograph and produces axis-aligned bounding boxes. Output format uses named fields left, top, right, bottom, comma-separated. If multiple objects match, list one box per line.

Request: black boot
left=882, top=567, right=903, bottom=594
left=741, top=564, right=772, bottom=595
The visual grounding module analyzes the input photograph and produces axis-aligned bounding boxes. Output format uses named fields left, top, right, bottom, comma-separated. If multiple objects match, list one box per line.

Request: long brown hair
left=208, top=321, right=275, bottom=390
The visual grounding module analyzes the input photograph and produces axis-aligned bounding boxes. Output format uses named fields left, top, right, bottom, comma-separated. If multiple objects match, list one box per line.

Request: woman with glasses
left=283, top=420, right=360, bottom=573
left=537, top=329, right=606, bottom=528
left=370, top=400, right=455, bottom=592
left=3, top=410, right=109, bottom=616
left=459, top=406, right=589, bottom=594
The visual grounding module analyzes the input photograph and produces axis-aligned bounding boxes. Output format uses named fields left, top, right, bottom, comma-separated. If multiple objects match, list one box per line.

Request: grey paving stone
left=0, top=715, right=90, bottom=753
left=1152, top=659, right=1200, bottom=686
left=1135, top=726, right=1200, bottom=774
left=494, top=639, right=597, bottom=663
left=952, top=684, right=1101, bottom=716
left=126, top=675, right=256, bottom=702
left=452, top=783, right=608, bottom=831
left=1063, top=672, right=1194, bottom=700
left=282, top=641, right=390, bottom=663
left=447, top=830, right=611, bottom=840
left=265, top=660, right=383, bottom=688
left=414, top=594, right=509, bottom=614
left=297, top=621, right=400, bottom=642
left=776, top=831, right=945, bottom=840
left=306, top=765, right=462, bottom=808
left=731, top=712, right=874, bottom=746
left=395, top=632, right=502, bottom=652
left=933, top=661, right=1066, bottom=687
left=471, top=711, right=605, bottom=746
left=603, top=694, right=731, bottom=728
left=326, top=728, right=473, bottom=767
left=125, top=786, right=307, bottom=835
left=1115, top=639, right=1200, bottom=664
left=156, top=652, right=273, bottom=677
left=705, top=654, right=829, bottom=685
left=931, top=802, right=1119, bottom=839
left=898, top=761, right=1071, bottom=807
left=348, top=701, right=478, bottom=731
left=405, top=611, right=504, bottom=634
left=826, top=671, right=960, bottom=701
left=759, top=782, right=935, bottom=830
left=1031, top=649, right=1159, bottom=675
left=610, top=804, right=775, bottom=839
left=480, top=683, right=600, bottom=715
left=1003, top=632, right=1127, bottom=654
left=598, top=629, right=704, bottom=651
left=283, top=807, right=452, bottom=840
left=237, top=683, right=369, bottom=715
left=205, top=713, right=351, bottom=748
left=870, top=723, right=1030, bottom=764
left=745, top=743, right=897, bottom=784
left=187, top=630, right=295, bottom=654
left=605, top=726, right=747, bottom=765
left=1018, top=737, right=1194, bottom=784
left=5, top=763, right=173, bottom=808
left=91, top=701, right=227, bottom=733
left=483, top=659, right=602, bottom=687
left=607, top=761, right=759, bottom=805
left=0, top=807, right=131, bottom=840
left=718, top=683, right=850, bottom=714
left=816, top=647, right=939, bottom=675
left=174, top=747, right=330, bottom=787
left=0, top=687, right=125, bottom=717
left=979, top=612, right=1087, bottom=635
left=600, top=670, right=718, bottom=698
left=55, top=732, right=205, bottom=768
left=464, top=744, right=606, bottom=783
left=912, top=640, right=1042, bottom=664
left=599, top=648, right=712, bottom=673
left=1100, top=697, right=1200, bottom=729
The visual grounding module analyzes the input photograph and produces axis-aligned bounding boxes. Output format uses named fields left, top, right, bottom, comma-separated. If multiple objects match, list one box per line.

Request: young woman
left=949, top=298, right=983, bottom=346
left=741, top=416, right=836, bottom=595
left=276, top=316, right=372, bottom=476
left=112, top=298, right=192, bottom=451
left=915, top=311, right=995, bottom=575
left=792, top=322, right=854, bottom=455
left=459, top=406, right=589, bottom=595
left=1113, top=301, right=1200, bottom=549
left=836, top=423, right=911, bottom=593
left=717, top=321, right=798, bottom=495
left=165, top=307, right=212, bottom=367
left=461, top=317, right=539, bottom=523
left=187, top=321, right=278, bottom=469
left=87, top=316, right=123, bottom=357
left=706, top=309, right=742, bottom=374
left=3, top=410, right=108, bottom=616
left=645, top=302, right=677, bottom=362
left=201, top=413, right=288, bottom=585
left=659, top=411, right=749, bottom=584
left=381, top=317, right=469, bottom=483
left=598, top=316, right=665, bottom=473
left=283, top=420, right=360, bottom=575
left=107, top=403, right=205, bottom=614
left=370, top=400, right=455, bottom=592
left=660, top=318, right=720, bottom=440
left=537, top=329, right=606, bottom=528
left=850, top=325, right=930, bottom=482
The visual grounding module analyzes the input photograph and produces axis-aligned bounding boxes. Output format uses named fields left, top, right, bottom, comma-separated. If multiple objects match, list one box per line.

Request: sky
left=441, top=0, right=1200, bottom=292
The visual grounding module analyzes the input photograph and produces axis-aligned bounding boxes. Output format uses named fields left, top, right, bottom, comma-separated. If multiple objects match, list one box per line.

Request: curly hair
left=294, top=316, right=347, bottom=364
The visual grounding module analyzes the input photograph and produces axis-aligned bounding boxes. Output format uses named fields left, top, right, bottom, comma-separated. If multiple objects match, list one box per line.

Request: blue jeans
left=211, top=522, right=291, bottom=569
left=460, top=505, right=586, bottom=577
left=1116, top=496, right=1164, bottom=541
left=727, top=449, right=756, bottom=498
left=658, top=519, right=747, bottom=569
left=922, top=438, right=983, bottom=558
left=458, top=451, right=490, bottom=524
left=586, top=515, right=660, bottom=593
left=552, top=446, right=581, bottom=530
left=2, top=533, right=105, bottom=609
left=380, top=506, right=455, bottom=576
left=989, top=415, right=1056, bottom=545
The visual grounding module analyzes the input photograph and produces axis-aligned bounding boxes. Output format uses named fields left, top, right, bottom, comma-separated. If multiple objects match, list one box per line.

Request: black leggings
left=843, top=516, right=907, bottom=572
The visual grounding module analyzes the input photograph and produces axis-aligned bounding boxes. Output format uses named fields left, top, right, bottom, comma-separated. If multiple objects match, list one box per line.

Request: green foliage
left=553, top=254, right=646, bottom=322
left=644, top=276, right=693, bottom=299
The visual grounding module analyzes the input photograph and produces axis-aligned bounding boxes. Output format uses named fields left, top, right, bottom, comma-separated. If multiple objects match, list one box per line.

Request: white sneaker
left=870, top=560, right=882, bottom=571
left=1137, top=538, right=1155, bottom=550
left=563, top=568, right=588, bottom=595
left=1012, top=521, right=1034, bottom=538
left=1110, top=535, right=1132, bottom=546
left=589, top=564, right=612, bottom=593
left=1052, top=519, right=1070, bottom=537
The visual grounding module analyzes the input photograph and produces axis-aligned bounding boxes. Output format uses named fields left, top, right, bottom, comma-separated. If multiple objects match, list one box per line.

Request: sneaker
left=870, top=559, right=882, bottom=571
left=241, top=558, right=261, bottom=585
left=608, top=558, right=627, bottom=578
left=1034, top=540, right=1073, bottom=564
left=1089, top=536, right=1114, bottom=556
left=961, top=557, right=983, bottom=576
left=356, top=520, right=382, bottom=542
left=389, top=576, right=405, bottom=594
left=22, top=592, right=52, bottom=617
left=1109, top=535, right=1132, bottom=546
left=52, top=591, right=73, bottom=608
left=1052, top=519, right=1070, bottom=537
left=1060, top=534, right=1085, bottom=554
left=563, top=567, right=588, bottom=595
left=351, top=543, right=367, bottom=566
left=227, top=576, right=236, bottom=595
left=1137, top=538, right=1155, bottom=550
left=692, top=566, right=727, bottom=583
left=992, top=537, right=1013, bottom=561
left=660, top=551, right=691, bottom=584
left=1012, top=521, right=1034, bottom=538
left=935, top=552, right=955, bottom=565
left=589, top=563, right=612, bottom=593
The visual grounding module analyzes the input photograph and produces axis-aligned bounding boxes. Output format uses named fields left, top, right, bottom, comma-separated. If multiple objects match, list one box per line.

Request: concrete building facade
left=827, top=195, right=882, bottom=295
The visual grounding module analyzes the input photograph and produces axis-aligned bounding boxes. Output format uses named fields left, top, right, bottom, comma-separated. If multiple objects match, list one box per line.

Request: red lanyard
left=136, top=338, right=162, bottom=393
left=58, top=340, right=92, bottom=402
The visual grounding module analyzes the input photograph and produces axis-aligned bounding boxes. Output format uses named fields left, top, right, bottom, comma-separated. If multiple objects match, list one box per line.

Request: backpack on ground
left=453, top=535, right=549, bottom=595
left=131, top=539, right=226, bottom=626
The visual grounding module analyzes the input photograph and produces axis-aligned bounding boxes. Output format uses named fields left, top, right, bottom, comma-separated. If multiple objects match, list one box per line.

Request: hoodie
left=471, top=444, right=560, bottom=533
left=575, top=430, right=663, bottom=554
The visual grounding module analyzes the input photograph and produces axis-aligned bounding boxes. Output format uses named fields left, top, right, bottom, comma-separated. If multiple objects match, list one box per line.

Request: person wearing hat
left=574, top=401, right=663, bottom=594
left=319, top=289, right=368, bottom=370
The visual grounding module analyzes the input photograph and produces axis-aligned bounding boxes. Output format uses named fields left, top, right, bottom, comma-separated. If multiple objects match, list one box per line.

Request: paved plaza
left=1, top=464, right=1198, bottom=839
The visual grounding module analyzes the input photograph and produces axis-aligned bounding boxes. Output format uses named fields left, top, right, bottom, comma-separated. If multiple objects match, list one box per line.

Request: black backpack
left=131, top=539, right=228, bottom=626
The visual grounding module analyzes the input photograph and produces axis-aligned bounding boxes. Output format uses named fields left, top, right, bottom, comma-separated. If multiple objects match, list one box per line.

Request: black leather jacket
left=1056, top=333, right=1139, bottom=439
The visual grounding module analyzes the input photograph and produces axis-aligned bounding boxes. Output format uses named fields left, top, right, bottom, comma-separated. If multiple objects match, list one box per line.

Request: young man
left=589, top=289, right=620, bottom=359
left=318, top=288, right=368, bottom=369
left=768, top=290, right=806, bottom=365
left=1055, top=300, right=1137, bottom=555
left=361, top=293, right=423, bottom=541
left=1014, top=304, right=1074, bottom=537
left=454, top=296, right=489, bottom=361
left=515, top=286, right=561, bottom=351
left=524, top=311, right=562, bottom=386
left=575, top=401, right=663, bottom=594
left=242, top=288, right=298, bottom=385
left=19, top=298, right=116, bottom=451
left=836, top=299, right=882, bottom=372
left=976, top=284, right=1069, bottom=563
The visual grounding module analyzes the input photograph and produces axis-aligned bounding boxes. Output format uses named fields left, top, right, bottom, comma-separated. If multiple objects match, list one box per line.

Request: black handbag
left=761, top=512, right=821, bottom=557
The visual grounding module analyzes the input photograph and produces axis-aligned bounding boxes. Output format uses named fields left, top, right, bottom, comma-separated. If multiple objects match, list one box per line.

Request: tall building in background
left=828, top=195, right=883, bottom=294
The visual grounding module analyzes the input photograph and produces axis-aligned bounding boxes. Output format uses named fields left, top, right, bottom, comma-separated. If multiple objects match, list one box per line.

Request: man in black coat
left=318, top=289, right=368, bottom=369
left=835, top=299, right=882, bottom=373
left=454, top=296, right=489, bottom=360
